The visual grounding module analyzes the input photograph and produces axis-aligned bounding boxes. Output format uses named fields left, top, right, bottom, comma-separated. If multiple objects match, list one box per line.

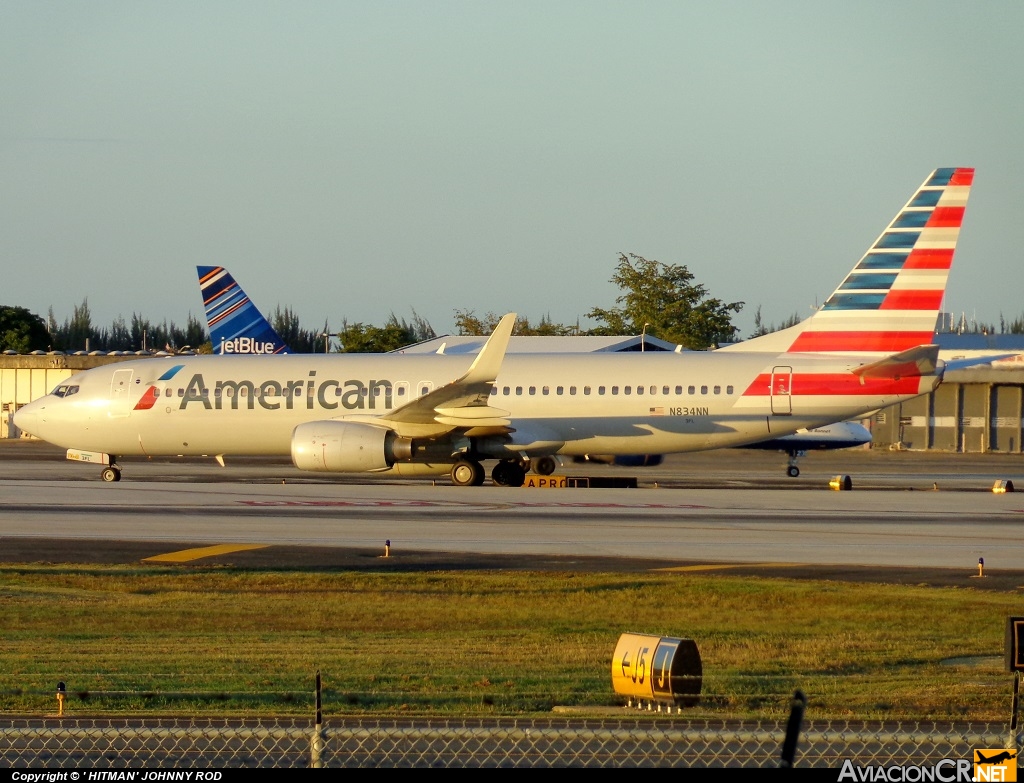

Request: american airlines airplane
left=197, top=265, right=872, bottom=476
left=15, top=168, right=972, bottom=486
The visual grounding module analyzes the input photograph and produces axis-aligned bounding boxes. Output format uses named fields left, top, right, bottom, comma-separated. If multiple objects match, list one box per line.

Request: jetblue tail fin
left=728, top=168, right=973, bottom=355
left=197, top=266, right=291, bottom=355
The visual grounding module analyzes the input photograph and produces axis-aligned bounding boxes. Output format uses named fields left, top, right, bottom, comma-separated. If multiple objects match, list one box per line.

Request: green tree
left=453, top=310, right=578, bottom=336
left=337, top=314, right=425, bottom=353
left=270, top=306, right=323, bottom=353
left=749, top=306, right=801, bottom=339
left=587, top=253, right=743, bottom=349
left=0, top=306, right=49, bottom=353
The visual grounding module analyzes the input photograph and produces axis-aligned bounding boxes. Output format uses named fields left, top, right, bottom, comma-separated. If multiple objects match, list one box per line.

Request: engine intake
left=291, top=421, right=412, bottom=473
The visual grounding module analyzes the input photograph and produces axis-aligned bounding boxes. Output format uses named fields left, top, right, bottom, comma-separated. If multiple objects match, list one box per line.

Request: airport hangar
left=3, top=333, right=1024, bottom=454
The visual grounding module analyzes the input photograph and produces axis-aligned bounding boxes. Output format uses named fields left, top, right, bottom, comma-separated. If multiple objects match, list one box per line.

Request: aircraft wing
left=373, top=313, right=516, bottom=436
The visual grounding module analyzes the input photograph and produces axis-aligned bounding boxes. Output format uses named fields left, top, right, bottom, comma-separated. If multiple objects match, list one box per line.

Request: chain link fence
left=0, top=717, right=1016, bottom=767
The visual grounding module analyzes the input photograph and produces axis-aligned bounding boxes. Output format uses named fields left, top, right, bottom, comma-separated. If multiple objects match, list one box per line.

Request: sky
left=2, top=1, right=1022, bottom=340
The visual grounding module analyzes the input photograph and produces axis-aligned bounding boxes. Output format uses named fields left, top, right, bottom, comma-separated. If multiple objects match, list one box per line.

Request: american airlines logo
left=135, top=372, right=394, bottom=412
left=220, top=338, right=279, bottom=354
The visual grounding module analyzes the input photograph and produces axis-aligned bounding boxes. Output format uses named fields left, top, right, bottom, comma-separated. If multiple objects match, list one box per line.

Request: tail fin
left=731, top=168, right=973, bottom=355
left=197, top=266, right=291, bottom=355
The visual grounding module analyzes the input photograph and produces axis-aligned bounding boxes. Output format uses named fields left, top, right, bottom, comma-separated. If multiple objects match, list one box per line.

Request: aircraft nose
left=12, top=401, right=40, bottom=437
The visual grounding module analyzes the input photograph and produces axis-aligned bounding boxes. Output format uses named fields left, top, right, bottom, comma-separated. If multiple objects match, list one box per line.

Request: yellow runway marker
left=654, top=563, right=800, bottom=573
left=143, top=544, right=269, bottom=563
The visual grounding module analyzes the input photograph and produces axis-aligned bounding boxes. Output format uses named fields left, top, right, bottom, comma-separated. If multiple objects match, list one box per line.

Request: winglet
left=457, top=313, right=516, bottom=386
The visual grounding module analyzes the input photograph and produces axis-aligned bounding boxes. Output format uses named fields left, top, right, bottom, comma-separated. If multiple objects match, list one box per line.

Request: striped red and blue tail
left=197, top=266, right=291, bottom=355
left=731, top=168, right=973, bottom=356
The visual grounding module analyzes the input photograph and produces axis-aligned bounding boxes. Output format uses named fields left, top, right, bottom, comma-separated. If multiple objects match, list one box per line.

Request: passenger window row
left=491, top=384, right=734, bottom=396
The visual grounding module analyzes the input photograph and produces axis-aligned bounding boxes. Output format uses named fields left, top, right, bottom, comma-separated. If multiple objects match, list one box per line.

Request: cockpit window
left=52, top=384, right=80, bottom=398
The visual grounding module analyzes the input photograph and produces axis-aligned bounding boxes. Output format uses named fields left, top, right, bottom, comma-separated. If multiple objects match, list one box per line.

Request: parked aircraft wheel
left=491, top=460, right=526, bottom=487
left=101, top=467, right=121, bottom=483
left=451, top=460, right=484, bottom=487
left=786, top=465, right=800, bottom=478
left=531, top=456, right=557, bottom=476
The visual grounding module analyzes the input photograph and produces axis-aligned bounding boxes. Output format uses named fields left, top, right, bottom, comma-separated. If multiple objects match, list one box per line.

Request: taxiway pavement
left=1, top=442, right=1022, bottom=581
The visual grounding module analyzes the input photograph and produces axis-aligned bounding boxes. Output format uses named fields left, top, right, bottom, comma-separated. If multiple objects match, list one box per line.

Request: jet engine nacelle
left=291, top=421, right=413, bottom=473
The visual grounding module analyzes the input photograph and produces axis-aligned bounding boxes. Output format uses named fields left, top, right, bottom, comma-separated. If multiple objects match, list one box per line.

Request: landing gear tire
left=451, top=460, right=485, bottom=487
left=786, top=465, right=800, bottom=478
left=491, top=460, right=526, bottom=487
left=101, top=466, right=122, bottom=483
left=531, top=456, right=557, bottom=476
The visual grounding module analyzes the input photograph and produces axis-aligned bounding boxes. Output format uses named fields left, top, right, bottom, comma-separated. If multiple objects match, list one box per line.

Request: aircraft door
left=109, top=369, right=134, bottom=418
left=770, top=366, right=792, bottom=415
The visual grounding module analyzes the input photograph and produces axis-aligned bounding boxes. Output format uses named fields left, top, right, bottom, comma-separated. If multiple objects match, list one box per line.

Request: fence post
left=311, top=669, right=324, bottom=768
left=1010, top=671, right=1020, bottom=753
left=779, top=689, right=807, bottom=768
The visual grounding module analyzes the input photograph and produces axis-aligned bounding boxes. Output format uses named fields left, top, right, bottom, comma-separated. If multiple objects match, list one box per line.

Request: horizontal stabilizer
left=942, top=354, right=1020, bottom=373
left=852, top=344, right=939, bottom=380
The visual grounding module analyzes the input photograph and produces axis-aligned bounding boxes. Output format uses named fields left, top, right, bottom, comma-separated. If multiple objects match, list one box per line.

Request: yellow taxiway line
left=142, top=544, right=269, bottom=563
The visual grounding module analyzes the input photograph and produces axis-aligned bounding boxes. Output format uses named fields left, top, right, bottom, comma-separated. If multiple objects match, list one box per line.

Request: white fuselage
left=14, top=350, right=935, bottom=461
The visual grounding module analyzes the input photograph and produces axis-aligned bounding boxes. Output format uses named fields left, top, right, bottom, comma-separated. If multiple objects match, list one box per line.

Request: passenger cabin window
left=635, top=385, right=643, bottom=395
left=598, top=386, right=605, bottom=395
left=714, top=385, right=721, bottom=395
left=516, top=386, right=523, bottom=395
left=675, top=386, right=682, bottom=395
left=556, top=386, right=564, bottom=395
left=583, top=386, right=591, bottom=395
left=529, top=386, right=536, bottom=395
left=687, top=386, right=695, bottom=395
left=503, top=386, right=510, bottom=395
left=624, top=386, right=631, bottom=395
left=701, top=385, right=708, bottom=395
left=727, top=385, right=734, bottom=395
left=542, top=386, right=550, bottom=395
left=611, top=386, right=619, bottom=395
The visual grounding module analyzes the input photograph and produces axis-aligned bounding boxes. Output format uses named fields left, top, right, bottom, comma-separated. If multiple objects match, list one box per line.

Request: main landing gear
left=450, top=456, right=556, bottom=487
left=450, top=459, right=485, bottom=487
left=491, top=460, right=526, bottom=487
left=530, top=456, right=557, bottom=476
left=450, top=459, right=531, bottom=487
left=785, top=450, right=804, bottom=478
